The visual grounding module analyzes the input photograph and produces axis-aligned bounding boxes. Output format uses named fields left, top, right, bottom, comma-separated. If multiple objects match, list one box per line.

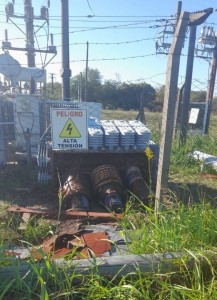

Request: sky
left=0, top=0, right=217, bottom=92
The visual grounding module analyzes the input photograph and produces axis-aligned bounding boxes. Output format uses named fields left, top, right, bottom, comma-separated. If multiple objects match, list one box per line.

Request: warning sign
left=59, top=118, right=81, bottom=138
left=51, top=108, right=88, bottom=150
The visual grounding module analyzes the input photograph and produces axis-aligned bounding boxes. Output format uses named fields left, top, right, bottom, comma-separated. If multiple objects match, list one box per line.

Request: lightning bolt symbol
left=66, top=124, right=73, bottom=135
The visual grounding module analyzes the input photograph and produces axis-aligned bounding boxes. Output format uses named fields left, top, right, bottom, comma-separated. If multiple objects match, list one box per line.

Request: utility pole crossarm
left=189, top=8, right=213, bottom=26
left=155, top=11, right=189, bottom=211
left=3, top=0, right=57, bottom=95
left=2, top=46, right=57, bottom=55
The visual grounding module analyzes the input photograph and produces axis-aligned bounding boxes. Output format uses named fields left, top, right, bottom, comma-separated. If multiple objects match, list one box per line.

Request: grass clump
left=122, top=199, right=217, bottom=254
left=171, top=134, right=215, bottom=175
left=0, top=250, right=216, bottom=299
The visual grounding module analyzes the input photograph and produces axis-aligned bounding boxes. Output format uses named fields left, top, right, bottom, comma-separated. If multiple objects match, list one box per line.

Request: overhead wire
left=0, top=3, right=214, bottom=91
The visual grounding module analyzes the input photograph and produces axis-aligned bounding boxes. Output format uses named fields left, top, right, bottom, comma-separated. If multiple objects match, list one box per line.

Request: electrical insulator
left=41, top=6, right=48, bottom=19
left=24, top=0, right=32, bottom=5
left=5, top=3, right=14, bottom=21
left=5, top=29, right=8, bottom=41
left=200, top=26, right=206, bottom=38
left=50, top=33, right=54, bottom=46
left=207, top=27, right=214, bottom=36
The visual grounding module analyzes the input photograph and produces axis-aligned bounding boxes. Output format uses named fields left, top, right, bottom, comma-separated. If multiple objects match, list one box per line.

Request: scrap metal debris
left=5, top=208, right=127, bottom=261
left=192, top=150, right=217, bottom=171
left=8, top=206, right=123, bottom=221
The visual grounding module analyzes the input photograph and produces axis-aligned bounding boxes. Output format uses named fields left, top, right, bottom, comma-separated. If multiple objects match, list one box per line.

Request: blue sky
left=0, top=0, right=217, bottom=91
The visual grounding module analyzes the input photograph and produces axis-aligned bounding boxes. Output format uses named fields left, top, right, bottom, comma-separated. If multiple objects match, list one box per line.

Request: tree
left=62, top=68, right=157, bottom=111
left=86, top=68, right=103, bottom=102
left=118, top=82, right=155, bottom=111
left=100, top=80, right=120, bottom=109
left=100, top=81, right=156, bottom=110
left=70, top=68, right=103, bottom=102
left=70, top=73, right=84, bottom=101
left=46, top=82, right=62, bottom=100
left=154, top=85, right=165, bottom=111
left=190, top=90, right=206, bottom=102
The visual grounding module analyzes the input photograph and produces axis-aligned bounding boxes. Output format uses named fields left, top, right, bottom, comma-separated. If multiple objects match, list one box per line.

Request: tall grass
left=171, top=132, right=217, bottom=176
left=1, top=197, right=217, bottom=299
left=122, top=198, right=217, bottom=254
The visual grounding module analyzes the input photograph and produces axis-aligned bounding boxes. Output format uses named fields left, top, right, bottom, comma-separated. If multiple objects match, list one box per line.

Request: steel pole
left=61, top=0, right=71, bottom=101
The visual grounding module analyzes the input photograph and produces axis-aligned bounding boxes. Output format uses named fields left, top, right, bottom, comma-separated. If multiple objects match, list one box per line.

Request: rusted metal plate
left=67, top=235, right=90, bottom=259
left=67, top=232, right=111, bottom=258
left=74, top=247, right=90, bottom=259
left=82, top=232, right=111, bottom=257
left=65, top=210, right=123, bottom=220
left=67, top=236, right=86, bottom=248
left=52, top=248, right=72, bottom=260
left=8, top=206, right=123, bottom=220
left=8, top=206, right=51, bottom=215
left=31, top=247, right=48, bottom=260
left=42, top=235, right=58, bottom=247
left=201, top=173, right=217, bottom=180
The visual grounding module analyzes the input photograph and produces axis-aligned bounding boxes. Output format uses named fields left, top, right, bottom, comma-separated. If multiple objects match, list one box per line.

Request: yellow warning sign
left=59, top=118, right=81, bottom=138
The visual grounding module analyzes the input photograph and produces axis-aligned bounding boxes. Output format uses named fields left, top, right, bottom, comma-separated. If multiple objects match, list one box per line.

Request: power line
left=49, top=15, right=175, bottom=19
left=61, top=53, right=156, bottom=63
left=69, top=23, right=169, bottom=35
left=35, top=37, right=156, bottom=50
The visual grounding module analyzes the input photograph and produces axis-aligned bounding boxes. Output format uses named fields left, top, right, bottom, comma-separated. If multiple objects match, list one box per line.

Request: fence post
left=155, top=12, right=189, bottom=211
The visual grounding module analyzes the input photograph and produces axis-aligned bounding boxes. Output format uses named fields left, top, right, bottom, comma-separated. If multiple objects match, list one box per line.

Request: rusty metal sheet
left=42, top=235, right=58, bottom=248
left=67, top=235, right=90, bottom=259
left=64, top=210, right=123, bottom=220
left=67, top=232, right=111, bottom=258
left=51, top=248, right=72, bottom=260
left=201, top=173, right=217, bottom=180
left=9, top=206, right=49, bottom=215
left=82, top=232, right=111, bottom=257
left=74, top=247, right=90, bottom=259
left=8, top=206, right=123, bottom=220
left=30, top=247, right=48, bottom=260
left=67, top=236, right=86, bottom=248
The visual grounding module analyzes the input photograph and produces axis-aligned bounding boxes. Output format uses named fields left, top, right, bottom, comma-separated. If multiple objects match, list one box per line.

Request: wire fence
left=0, top=95, right=158, bottom=213
left=0, top=94, right=216, bottom=213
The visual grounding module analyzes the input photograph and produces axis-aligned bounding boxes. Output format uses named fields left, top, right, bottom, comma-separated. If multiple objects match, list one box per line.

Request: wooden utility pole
left=155, top=12, right=189, bottom=211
